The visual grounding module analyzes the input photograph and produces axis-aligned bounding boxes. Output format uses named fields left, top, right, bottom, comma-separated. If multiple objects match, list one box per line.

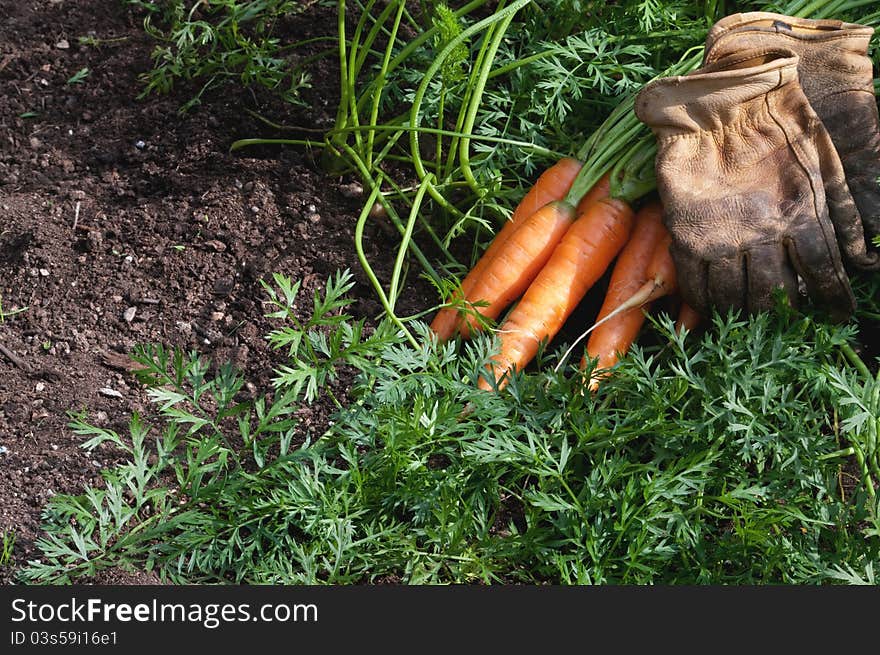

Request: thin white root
left=552, top=275, right=669, bottom=375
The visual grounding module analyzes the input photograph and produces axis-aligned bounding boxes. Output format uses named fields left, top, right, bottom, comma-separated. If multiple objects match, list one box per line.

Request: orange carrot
left=581, top=201, right=667, bottom=392
left=430, top=157, right=583, bottom=341
left=477, top=194, right=636, bottom=391
left=456, top=200, right=579, bottom=338
left=675, top=301, right=702, bottom=334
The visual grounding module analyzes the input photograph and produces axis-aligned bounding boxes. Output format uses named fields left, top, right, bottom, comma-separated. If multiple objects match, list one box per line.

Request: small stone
left=135, top=140, right=146, bottom=150
left=250, top=205, right=260, bottom=214
left=338, top=182, right=363, bottom=199
left=55, top=39, right=70, bottom=50
left=50, top=443, right=58, bottom=450
left=307, top=213, right=321, bottom=223
left=35, top=382, right=45, bottom=392
left=209, top=311, right=224, bottom=322
left=204, top=239, right=226, bottom=252
left=0, top=446, right=8, bottom=455
left=123, top=306, right=137, bottom=323
left=99, top=387, right=123, bottom=398
left=29, top=137, right=42, bottom=149
left=39, top=268, right=50, bottom=277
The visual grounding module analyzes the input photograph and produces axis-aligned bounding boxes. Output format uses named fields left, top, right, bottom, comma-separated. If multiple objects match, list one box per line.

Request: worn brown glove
left=704, top=11, right=880, bottom=244
left=635, top=48, right=878, bottom=321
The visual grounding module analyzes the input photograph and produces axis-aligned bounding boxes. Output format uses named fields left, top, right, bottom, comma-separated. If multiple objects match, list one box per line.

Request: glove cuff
left=706, top=11, right=874, bottom=54
left=704, top=12, right=875, bottom=99
left=635, top=49, right=799, bottom=138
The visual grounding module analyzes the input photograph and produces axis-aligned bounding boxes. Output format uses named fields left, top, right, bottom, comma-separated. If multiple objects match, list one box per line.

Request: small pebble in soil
left=35, top=382, right=45, bottom=392
left=99, top=387, right=123, bottom=398
left=0, top=446, right=7, bottom=455
left=55, top=39, right=69, bottom=49
left=123, top=306, right=137, bottom=322
left=338, top=182, right=363, bottom=199
left=134, top=140, right=146, bottom=150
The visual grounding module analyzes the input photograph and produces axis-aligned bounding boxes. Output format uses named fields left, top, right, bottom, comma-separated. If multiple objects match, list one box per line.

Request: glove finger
left=817, top=94, right=880, bottom=243
left=784, top=223, right=855, bottom=322
left=744, top=243, right=799, bottom=314
left=706, top=253, right=747, bottom=315
left=669, top=241, right=710, bottom=318
left=812, top=118, right=880, bottom=270
left=847, top=169, right=880, bottom=243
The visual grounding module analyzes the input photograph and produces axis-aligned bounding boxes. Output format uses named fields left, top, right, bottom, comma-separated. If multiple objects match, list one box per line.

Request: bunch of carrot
left=430, top=152, right=701, bottom=392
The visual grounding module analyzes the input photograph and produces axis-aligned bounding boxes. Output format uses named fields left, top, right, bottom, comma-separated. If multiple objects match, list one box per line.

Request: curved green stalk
left=340, top=141, right=446, bottom=281
left=389, top=176, right=433, bottom=310
left=353, top=185, right=419, bottom=348
left=352, top=0, right=400, bottom=77
left=366, top=0, right=407, bottom=169
left=441, top=1, right=503, bottom=183
left=457, top=6, right=518, bottom=196
left=229, top=137, right=326, bottom=152
left=408, top=0, right=532, bottom=185
left=352, top=0, right=491, bottom=115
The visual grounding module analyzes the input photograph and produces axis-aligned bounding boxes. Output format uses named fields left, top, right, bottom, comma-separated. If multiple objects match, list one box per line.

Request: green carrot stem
left=389, top=176, right=432, bottom=309
left=352, top=0, right=399, bottom=77
left=229, top=138, right=326, bottom=152
left=841, top=343, right=872, bottom=379
left=818, top=447, right=857, bottom=460
left=325, top=122, right=561, bottom=156
left=458, top=6, right=518, bottom=196
left=366, top=0, right=407, bottom=169
left=408, top=0, right=532, bottom=186
left=353, top=185, right=419, bottom=348
left=340, top=142, right=442, bottom=284
left=352, top=0, right=490, bottom=116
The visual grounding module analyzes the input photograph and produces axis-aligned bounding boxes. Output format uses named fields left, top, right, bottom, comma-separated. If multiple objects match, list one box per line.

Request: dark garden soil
left=0, top=0, right=436, bottom=584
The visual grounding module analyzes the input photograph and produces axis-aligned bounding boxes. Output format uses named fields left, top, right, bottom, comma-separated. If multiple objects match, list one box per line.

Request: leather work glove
left=704, top=11, right=880, bottom=244
left=634, top=47, right=879, bottom=321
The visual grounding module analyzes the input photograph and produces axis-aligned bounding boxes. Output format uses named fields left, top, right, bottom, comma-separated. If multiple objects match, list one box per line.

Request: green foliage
left=21, top=271, right=880, bottom=585
left=1, top=532, right=14, bottom=568
left=125, top=0, right=311, bottom=112
left=433, top=3, right=468, bottom=86
left=66, top=67, right=91, bottom=85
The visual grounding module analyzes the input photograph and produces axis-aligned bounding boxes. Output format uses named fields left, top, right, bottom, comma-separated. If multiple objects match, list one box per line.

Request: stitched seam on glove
left=764, top=86, right=854, bottom=292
